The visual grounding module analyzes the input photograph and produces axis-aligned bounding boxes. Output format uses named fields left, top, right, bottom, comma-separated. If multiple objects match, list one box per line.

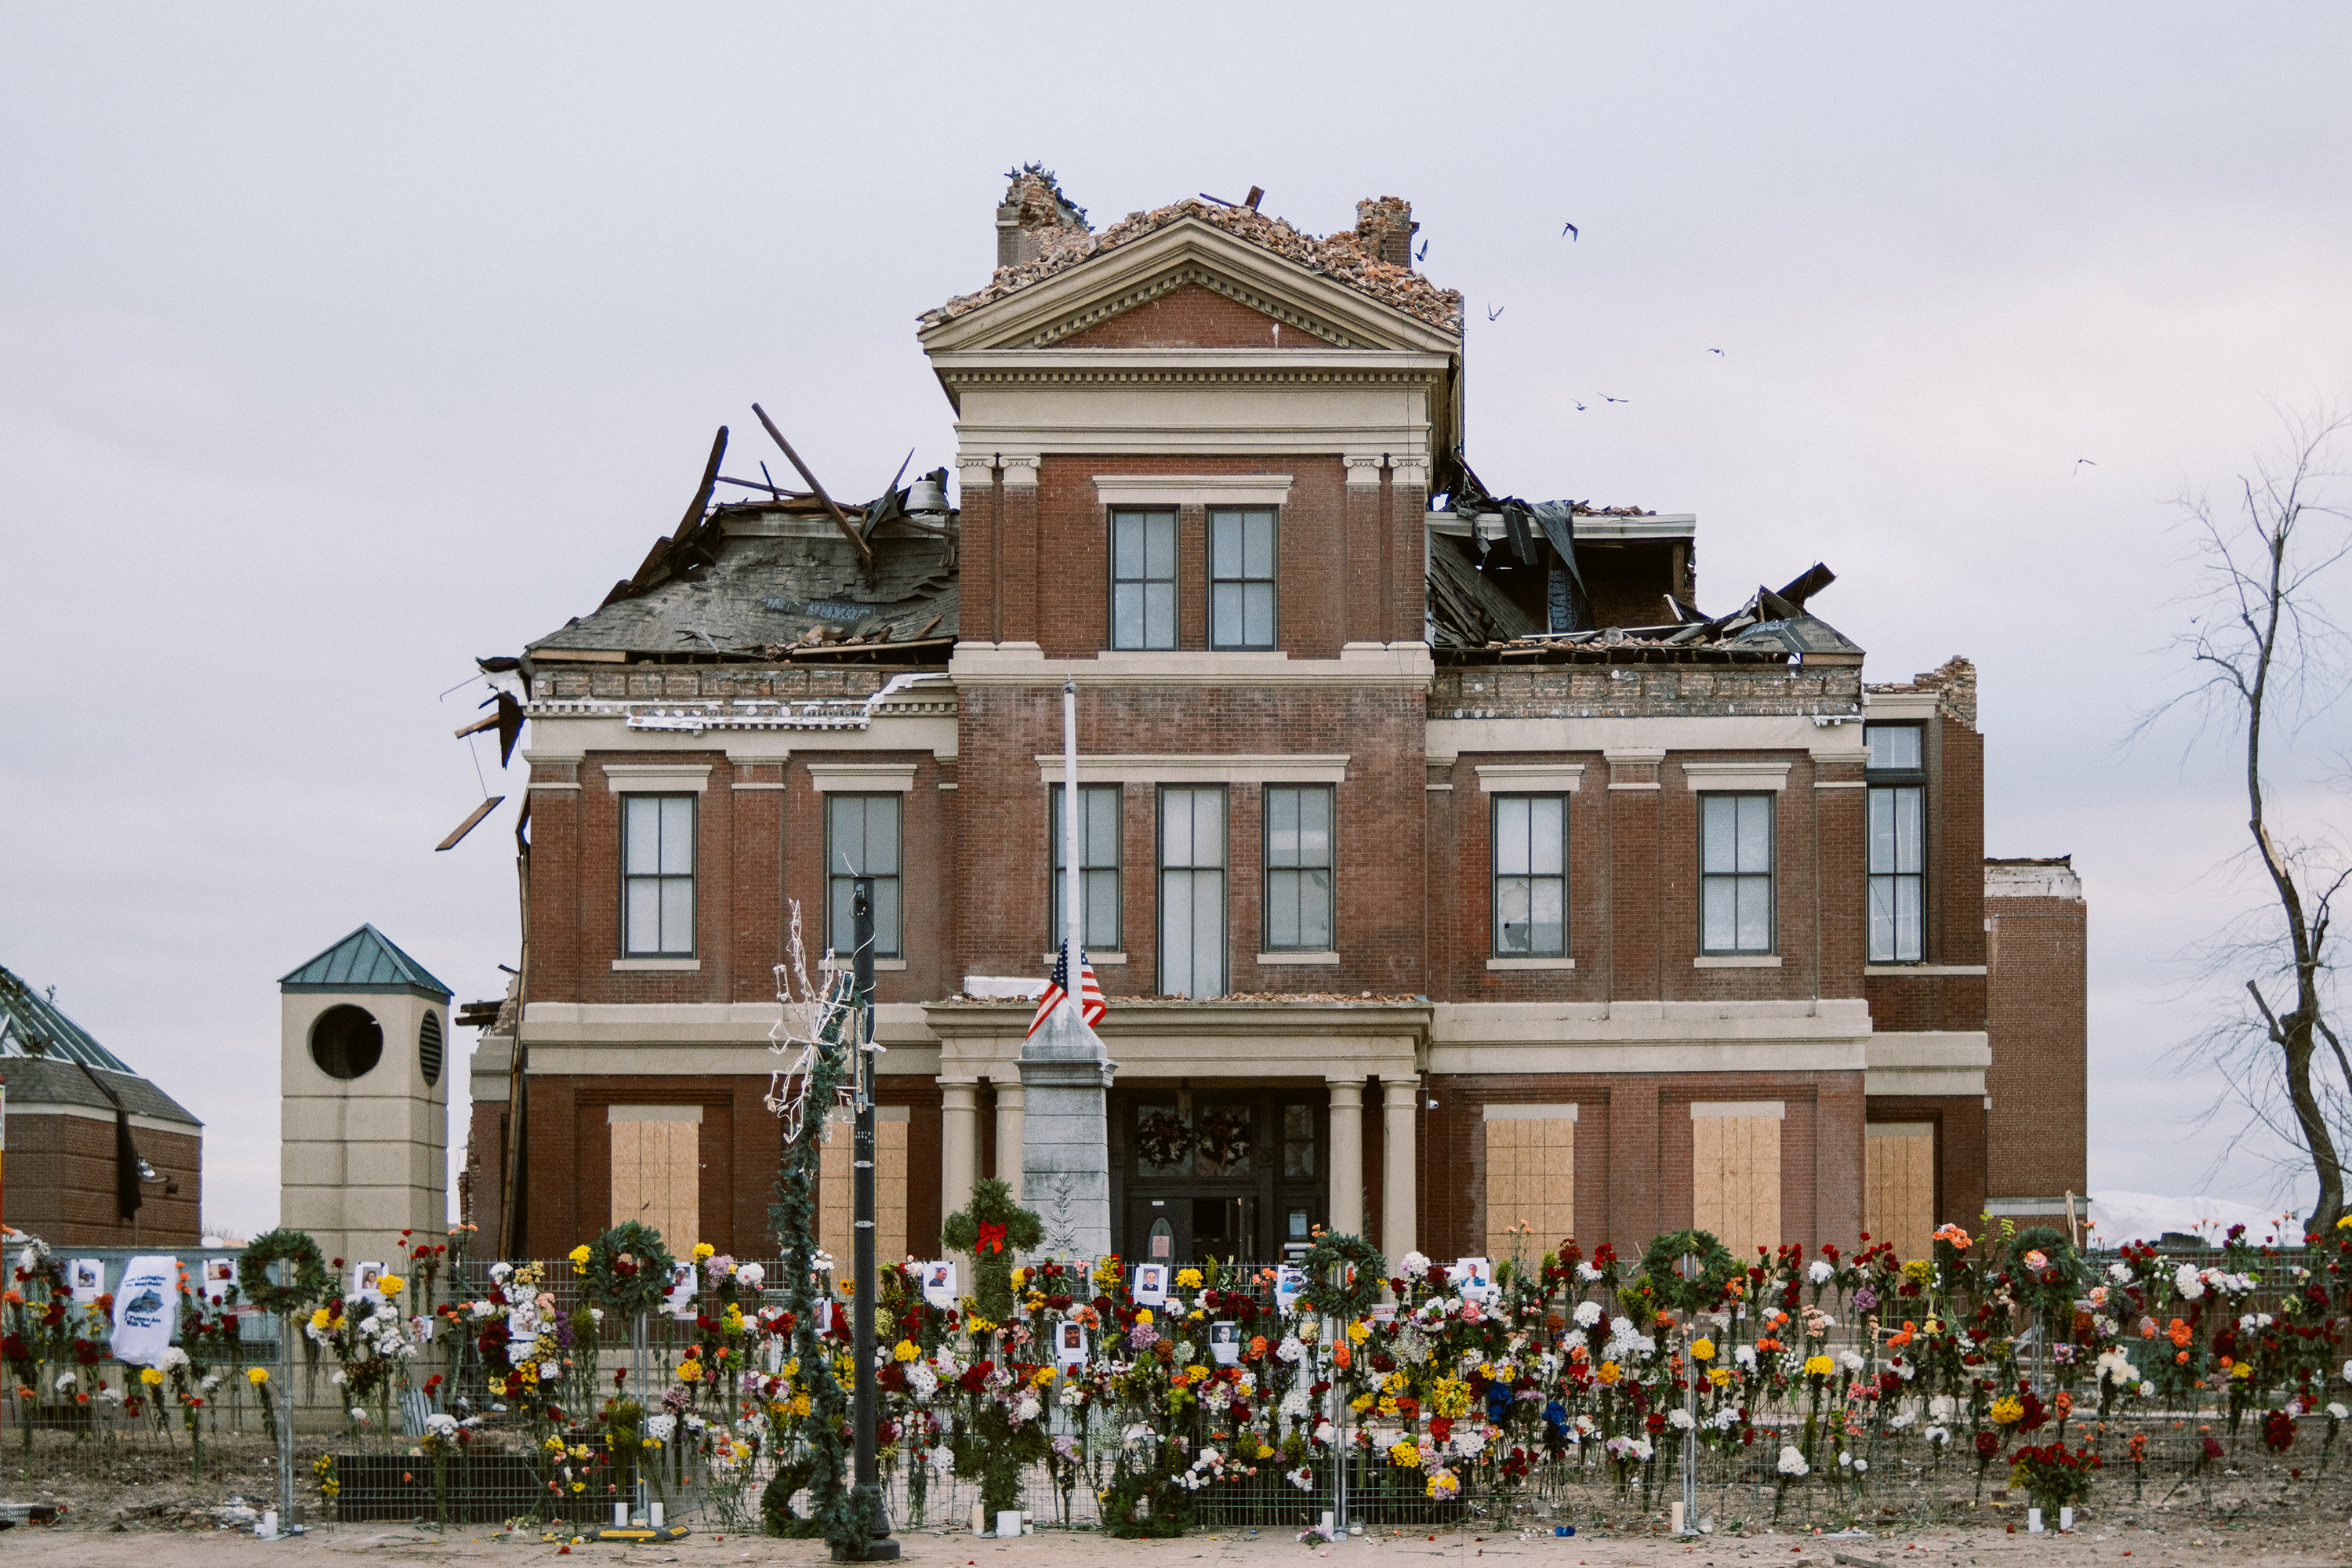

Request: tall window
left=1208, top=508, right=1276, bottom=650
left=1866, top=724, right=1926, bottom=962
left=1263, top=785, right=1334, bottom=952
left=622, top=795, right=695, bottom=956
left=1111, top=509, right=1177, bottom=650
left=1699, top=793, right=1775, bottom=954
left=826, top=794, right=902, bottom=959
left=1051, top=783, right=1122, bottom=952
left=1158, top=786, right=1227, bottom=997
left=1491, top=795, right=1567, bottom=956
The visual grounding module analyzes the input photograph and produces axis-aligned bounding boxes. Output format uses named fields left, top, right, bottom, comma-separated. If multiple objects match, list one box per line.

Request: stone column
left=1019, top=1004, right=1115, bottom=1258
left=1381, top=1078, right=1417, bottom=1263
left=1327, top=1079, right=1365, bottom=1236
left=994, top=1081, right=1026, bottom=1203
left=941, top=1081, right=979, bottom=1222
left=1000, top=454, right=1040, bottom=645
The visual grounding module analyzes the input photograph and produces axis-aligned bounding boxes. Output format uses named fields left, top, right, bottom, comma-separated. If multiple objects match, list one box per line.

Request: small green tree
left=938, top=1178, right=1047, bottom=1517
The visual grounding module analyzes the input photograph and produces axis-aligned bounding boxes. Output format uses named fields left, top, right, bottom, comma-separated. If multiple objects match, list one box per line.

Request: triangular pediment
left=918, top=216, right=1461, bottom=357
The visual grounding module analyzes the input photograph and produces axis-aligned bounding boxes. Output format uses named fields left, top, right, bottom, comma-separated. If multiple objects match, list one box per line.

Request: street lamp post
left=846, top=879, right=899, bottom=1561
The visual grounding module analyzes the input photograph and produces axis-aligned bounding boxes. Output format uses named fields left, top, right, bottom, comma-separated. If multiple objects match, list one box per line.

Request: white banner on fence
left=111, top=1254, right=178, bottom=1366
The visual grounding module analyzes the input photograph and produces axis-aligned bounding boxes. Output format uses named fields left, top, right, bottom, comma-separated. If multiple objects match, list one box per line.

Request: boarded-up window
left=1865, top=1122, right=1936, bottom=1263
left=610, top=1105, right=702, bottom=1250
left=820, top=1108, right=911, bottom=1268
left=1692, top=1102, right=1782, bottom=1264
left=1483, top=1105, right=1577, bottom=1265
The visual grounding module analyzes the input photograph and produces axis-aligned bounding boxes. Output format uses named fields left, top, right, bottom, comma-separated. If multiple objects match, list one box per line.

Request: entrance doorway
left=1111, top=1087, right=1326, bottom=1263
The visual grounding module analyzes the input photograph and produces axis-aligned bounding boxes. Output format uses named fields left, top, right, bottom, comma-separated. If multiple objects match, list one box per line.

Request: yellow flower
left=677, top=1360, right=703, bottom=1383
left=1902, top=1260, right=1934, bottom=1284
left=1708, top=1367, right=1732, bottom=1388
left=247, top=1367, right=270, bottom=1386
left=1432, top=1377, right=1472, bottom=1417
left=376, top=1274, right=405, bottom=1297
left=544, top=1436, right=565, bottom=1453
left=140, top=1367, right=162, bottom=1385
left=310, top=1308, right=331, bottom=1330
left=1690, top=1338, right=1715, bottom=1362
left=2231, top=1362, right=2254, bottom=1381
left=1598, top=1361, right=1621, bottom=1385
left=568, top=1244, right=592, bottom=1265
left=1175, top=1268, right=1203, bottom=1290
left=1377, top=1396, right=1400, bottom=1417
left=1135, top=1308, right=1153, bottom=1326
left=693, top=1243, right=715, bottom=1260
left=893, top=1340, right=919, bottom=1363
left=1351, top=1392, right=1376, bottom=1413
left=1990, top=1396, right=2024, bottom=1425
left=1804, top=1355, right=1835, bottom=1377
left=789, top=1393, right=811, bottom=1417
left=1388, top=1440, right=1422, bottom=1468
left=1348, top=1320, right=1371, bottom=1345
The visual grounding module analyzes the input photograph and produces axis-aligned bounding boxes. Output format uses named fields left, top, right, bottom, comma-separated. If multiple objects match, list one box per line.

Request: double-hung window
left=1050, top=783, right=1122, bottom=953
left=826, top=794, right=902, bottom=959
left=622, top=795, right=696, bottom=956
left=1699, top=793, right=1775, bottom=954
left=1263, top=785, right=1334, bottom=952
left=1110, top=509, right=1178, bottom=651
left=1208, top=508, right=1276, bottom=649
left=1865, top=724, right=1926, bottom=963
left=1491, top=795, right=1567, bottom=956
left=1158, top=786, right=1227, bottom=997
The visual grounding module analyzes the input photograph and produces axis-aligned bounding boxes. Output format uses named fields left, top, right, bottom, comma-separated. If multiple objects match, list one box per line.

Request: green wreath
left=1633, top=1229, right=1741, bottom=1317
left=2006, top=1225, right=2087, bottom=1326
left=1299, top=1231, right=1387, bottom=1320
left=577, top=1221, right=680, bottom=1319
left=237, top=1229, right=329, bottom=1316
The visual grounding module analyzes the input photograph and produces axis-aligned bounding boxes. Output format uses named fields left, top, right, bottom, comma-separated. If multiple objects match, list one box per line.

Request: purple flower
left=1129, top=1322, right=1160, bottom=1351
left=1852, top=1287, right=1878, bottom=1313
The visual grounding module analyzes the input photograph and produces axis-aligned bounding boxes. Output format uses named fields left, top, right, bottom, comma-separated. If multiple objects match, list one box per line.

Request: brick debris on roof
left=921, top=177, right=1465, bottom=336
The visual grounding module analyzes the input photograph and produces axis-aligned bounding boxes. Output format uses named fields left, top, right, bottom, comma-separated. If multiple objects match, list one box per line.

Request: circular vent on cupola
left=419, top=1010, right=444, bottom=1087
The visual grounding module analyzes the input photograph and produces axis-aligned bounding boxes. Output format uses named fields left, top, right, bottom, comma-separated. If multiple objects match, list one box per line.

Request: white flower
left=1575, top=1262, right=1602, bottom=1282
left=1668, top=1407, right=1695, bottom=1431
left=160, top=1348, right=190, bottom=1373
left=2331, top=1403, right=2349, bottom=1421
left=350, top=1406, right=368, bottom=1421
left=2140, top=1381, right=2155, bottom=1397
left=1312, top=1420, right=1335, bottom=1445
left=489, top=1262, right=515, bottom=1283
left=1854, top=1458, right=1869, bottom=1474
left=1631, top=1436, right=1653, bottom=1461
left=646, top=1414, right=677, bottom=1441
left=2175, top=1265, right=2206, bottom=1301
left=1889, top=1410, right=1915, bottom=1429
left=1929, top=1394, right=1956, bottom=1421
left=1573, top=1301, right=1603, bottom=1328
left=1279, top=1387, right=1312, bottom=1419
left=1807, top=1260, right=1834, bottom=1285
left=907, top=1365, right=938, bottom=1399
left=2107, top=1261, right=2130, bottom=1283
left=1777, top=1444, right=1809, bottom=1477
left=1926, top=1425, right=1950, bottom=1445
left=736, top=1263, right=765, bottom=1290
left=1401, top=1250, right=1430, bottom=1276
left=1838, top=1450, right=1853, bottom=1469
left=1015, top=1395, right=1041, bottom=1424
left=53, top=1371, right=74, bottom=1392
left=2096, top=1348, right=2136, bottom=1388
left=1734, top=1345, right=1758, bottom=1370
left=1450, top=1426, right=1487, bottom=1458
left=1276, top=1335, right=1305, bottom=1363
left=1837, top=1350, right=1865, bottom=1374
left=424, top=1412, right=459, bottom=1437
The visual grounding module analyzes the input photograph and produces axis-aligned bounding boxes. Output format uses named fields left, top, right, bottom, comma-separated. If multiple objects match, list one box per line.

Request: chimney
left=995, top=166, right=1089, bottom=272
left=1355, top=197, right=1418, bottom=269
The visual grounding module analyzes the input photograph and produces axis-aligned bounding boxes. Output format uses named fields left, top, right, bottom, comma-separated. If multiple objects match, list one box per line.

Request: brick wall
left=1419, top=1071, right=1865, bottom=1260
left=2, top=1113, right=201, bottom=1247
left=1058, top=285, right=1323, bottom=350
left=1864, top=1094, right=1989, bottom=1232
left=1986, top=883, right=2088, bottom=1203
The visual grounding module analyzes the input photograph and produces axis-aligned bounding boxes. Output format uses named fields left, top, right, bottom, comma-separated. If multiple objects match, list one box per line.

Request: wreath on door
left=1136, top=1109, right=1194, bottom=1171
left=1299, top=1231, right=1388, bottom=1321
left=1194, top=1105, right=1254, bottom=1172
left=578, top=1221, right=680, bottom=1319
left=1634, top=1229, right=1741, bottom=1317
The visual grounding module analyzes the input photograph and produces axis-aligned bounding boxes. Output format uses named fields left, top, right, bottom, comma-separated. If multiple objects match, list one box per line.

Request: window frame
left=1156, top=784, right=1229, bottom=998
left=1697, top=791, right=1777, bottom=956
left=1207, top=506, right=1279, bottom=652
left=1261, top=783, right=1336, bottom=953
left=1050, top=782, right=1123, bottom=953
left=825, top=793, right=904, bottom=960
left=1490, top=793, right=1570, bottom=958
left=620, top=793, right=698, bottom=958
left=1864, top=722, right=1929, bottom=964
left=1108, top=507, right=1179, bottom=652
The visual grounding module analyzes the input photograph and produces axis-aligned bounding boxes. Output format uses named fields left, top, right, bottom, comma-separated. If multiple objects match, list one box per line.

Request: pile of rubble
left=922, top=172, right=1464, bottom=335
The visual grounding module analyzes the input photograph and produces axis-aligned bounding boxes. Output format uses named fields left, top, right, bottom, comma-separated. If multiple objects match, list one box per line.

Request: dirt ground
left=6, top=1513, right=2352, bottom=1568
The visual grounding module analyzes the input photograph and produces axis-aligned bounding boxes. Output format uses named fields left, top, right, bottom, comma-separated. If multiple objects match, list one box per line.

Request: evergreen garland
left=768, top=971, right=866, bottom=1556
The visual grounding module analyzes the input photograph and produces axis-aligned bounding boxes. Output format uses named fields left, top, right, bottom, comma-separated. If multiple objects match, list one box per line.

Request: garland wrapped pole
left=847, top=879, right=899, bottom=1561
left=238, top=1229, right=327, bottom=1531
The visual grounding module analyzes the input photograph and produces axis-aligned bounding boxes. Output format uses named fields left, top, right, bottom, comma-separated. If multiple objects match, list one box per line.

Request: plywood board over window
left=819, top=1108, right=912, bottom=1268
left=610, top=1105, right=702, bottom=1249
left=1692, top=1102, right=1783, bottom=1265
left=1483, top=1105, right=1577, bottom=1267
left=1866, top=1123, right=1936, bottom=1264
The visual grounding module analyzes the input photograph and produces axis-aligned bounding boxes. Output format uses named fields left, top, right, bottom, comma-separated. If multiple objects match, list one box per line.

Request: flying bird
left=2074, top=459, right=2097, bottom=473
left=1415, top=238, right=1428, bottom=261
left=1602, top=395, right=1629, bottom=404
left=1562, top=221, right=1579, bottom=240
left=1708, top=348, right=1725, bottom=356
left=1573, top=401, right=1588, bottom=412
left=1487, top=305, right=1504, bottom=321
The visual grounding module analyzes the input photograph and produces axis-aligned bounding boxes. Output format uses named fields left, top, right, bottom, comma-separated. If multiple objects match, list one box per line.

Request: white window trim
left=1040, top=952, right=1128, bottom=966
left=608, top=1104, right=705, bottom=1123
left=1475, top=764, right=1585, bottom=793
left=808, top=763, right=919, bottom=793
left=605, top=764, right=712, bottom=794
left=1034, top=753, right=1347, bottom=785
left=1094, top=474, right=1294, bottom=508
left=1691, top=1101, right=1785, bottom=1120
left=1483, top=1103, right=1579, bottom=1122
left=612, top=958, right=702, bottom=972
left=1682, top=760, right=1793, bottom=793
left=1486, top=956, right=1577, bottom=971
left=818, top=956, right=909, bottom=972
left=1867, top=1122, right=1934, bottom=1139
left=1694, top=954, right=1782, bottom=968
left=1865, top=964, right=1987, bottom=977
left=1256, top=950, right=1340, bottom=966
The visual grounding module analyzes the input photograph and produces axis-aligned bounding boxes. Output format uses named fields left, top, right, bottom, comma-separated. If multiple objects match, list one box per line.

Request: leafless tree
left=2144, top=407, right=2352, bottom=1232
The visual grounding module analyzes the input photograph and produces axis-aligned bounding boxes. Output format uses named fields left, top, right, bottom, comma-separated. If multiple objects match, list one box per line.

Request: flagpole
left=1063, top=677, right=1080, bottom=989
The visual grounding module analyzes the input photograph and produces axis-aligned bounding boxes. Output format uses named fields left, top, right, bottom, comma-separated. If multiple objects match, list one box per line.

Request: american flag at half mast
left=1027, top=946, right=1106, bottom=1037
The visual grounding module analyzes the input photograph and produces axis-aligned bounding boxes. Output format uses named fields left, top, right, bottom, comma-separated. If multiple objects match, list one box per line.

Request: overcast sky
left=3, top=5, right=2348, bottom=1243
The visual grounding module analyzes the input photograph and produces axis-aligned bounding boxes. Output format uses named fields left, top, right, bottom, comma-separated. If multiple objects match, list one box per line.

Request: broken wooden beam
left=750, top=402, right=874, bottom=568
left=436, top=797, right=506, bottom=852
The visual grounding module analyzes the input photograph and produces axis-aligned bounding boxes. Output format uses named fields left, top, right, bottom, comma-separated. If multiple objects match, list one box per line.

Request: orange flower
left=1888, top=1321, right=1916, bottom=1348
left=1333, top=1343, right=1352, bottom=1370
left=1247, top=1335, right=1269, bottom=1360
left=2167, top=1319, right=2192, bottom=1349
left=2176, top=1351, right=2190, bottom=1365
left=2054, top=1392, right=2073, bottom=1418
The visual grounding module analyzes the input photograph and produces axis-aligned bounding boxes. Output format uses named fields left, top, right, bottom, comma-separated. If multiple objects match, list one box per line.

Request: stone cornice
left=931, top=348, right=1451, bottom=391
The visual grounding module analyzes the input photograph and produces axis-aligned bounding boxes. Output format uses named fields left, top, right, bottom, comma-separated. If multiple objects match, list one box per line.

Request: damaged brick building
left=466, top=171, right=2089, bottom=1270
